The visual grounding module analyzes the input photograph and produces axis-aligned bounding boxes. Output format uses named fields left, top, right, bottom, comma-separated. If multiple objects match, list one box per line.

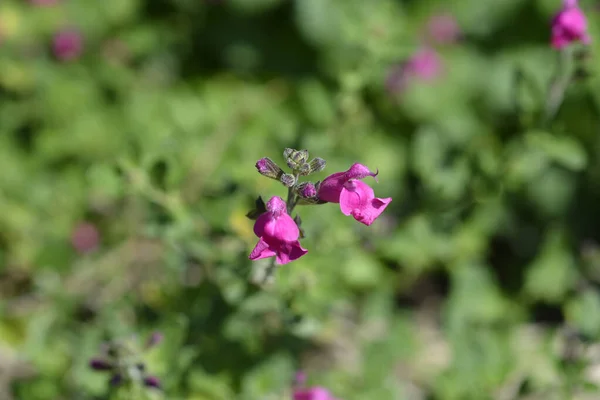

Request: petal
left=293, top=387, right=334, bottom=400
left=339, top=180, right=375, bottom=216
left=351, top=197, right=392, bottom=226
left=262, top=213, right=300, bottom=242
left=275, top=241, right=308, bottom=265
left=249, top=238, right=276, bottom=261
left=317, top=164, right=378, bottom=203
left=339, top=181, right=392, bottom=226
left=317, top=171, right=346, bottom=203
left=253, top=213, right=271, bottom=237
left=344, top=163, right=378, bottom=181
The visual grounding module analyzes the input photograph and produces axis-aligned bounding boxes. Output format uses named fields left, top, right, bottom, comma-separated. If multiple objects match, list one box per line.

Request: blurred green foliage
left=2, top=0, right=600, bottom=399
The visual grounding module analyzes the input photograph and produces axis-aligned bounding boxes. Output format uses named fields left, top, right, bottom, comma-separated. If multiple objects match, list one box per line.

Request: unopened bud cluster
left=89, top=331, right=163, bottom=391
left=254, top=148, right=325, bottom=204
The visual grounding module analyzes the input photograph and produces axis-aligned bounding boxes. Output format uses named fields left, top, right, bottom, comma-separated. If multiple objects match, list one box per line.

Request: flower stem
left=543, top=47, right=574, bottom=126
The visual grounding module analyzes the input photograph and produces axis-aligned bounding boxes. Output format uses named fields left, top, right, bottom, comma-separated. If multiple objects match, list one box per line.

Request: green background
left=1, top=0, right=600, bottom=399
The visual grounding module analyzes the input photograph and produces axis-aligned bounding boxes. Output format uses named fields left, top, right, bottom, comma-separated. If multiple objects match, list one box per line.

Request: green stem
left=543, top=47, right=574, bottom=126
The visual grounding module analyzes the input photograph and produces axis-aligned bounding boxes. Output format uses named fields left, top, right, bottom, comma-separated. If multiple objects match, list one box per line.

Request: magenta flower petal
left=249, top=237, right=277, bottom=261
left=249, top=196, right=307, bottom=265
left=339, top=180, right=392, bottom=226
left=293, top=386, right=338, bottom=400
left=551, top=0, right=589, bottom=49
left=317, top=163, right=378, bottom=203
left=275, top=241, right=308, bottom=265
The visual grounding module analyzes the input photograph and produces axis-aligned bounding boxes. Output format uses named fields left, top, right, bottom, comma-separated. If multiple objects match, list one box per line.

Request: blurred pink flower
left=30, top=0, right=59, bottom=5
left=318, top=163, right=391, bottom=226
left=293, top=386, right=339, bottom=400
left=426, top=13, right=461, bottom=45
left=385, top=48, right=443, bottom=94
left=53, top=29, right=83, bottom=61
left=551, top=0, right=590, bottom=49
left=71, top=222, right=100, bottom=254
left=249, top=196, right=307, bottom=265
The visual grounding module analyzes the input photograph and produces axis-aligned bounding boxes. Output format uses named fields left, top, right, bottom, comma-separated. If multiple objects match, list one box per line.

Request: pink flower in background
left=551, top=0, right=590, bottom=49
left=30, top=0, right=59, bottom=6
left=292, top=372, right=340, bottom=400
left=318, top=163, right=392, bottom=226
left=53, top=29, right=83, bottom=61
left=385, top=48, right=443, bottom=94
left=249, top=196, right=307, bottom=265
left=293, top=387, right=339, bottom=400
left=403, top=47, right=443, bottom=81
left=426, top=13, right=461, bottom=45
left=71, top=222, right=100, bottom=254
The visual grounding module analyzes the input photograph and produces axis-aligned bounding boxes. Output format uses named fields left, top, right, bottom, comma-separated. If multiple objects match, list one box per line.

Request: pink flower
left=318, top=163, right=392, bottom=226
left=71, top=222, right=100, bottom=254
left=385, top=48, right=443, bottom=94
left=249, top=196, right=307, bottom=265
left=426, top=13, right=461, bottom=45
left=53, top=29, right=83, bottom=61
left=293, top=387, right=339, bottom=400
left=551, top=0, right=590, bottom=49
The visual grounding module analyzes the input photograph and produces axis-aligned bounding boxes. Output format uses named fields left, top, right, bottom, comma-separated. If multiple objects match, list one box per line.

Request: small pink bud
left=256, top=157, right=283, bottom=180
left=297, top=182, right=317, bottom=199
left=71, top=222, right=100, bottom=254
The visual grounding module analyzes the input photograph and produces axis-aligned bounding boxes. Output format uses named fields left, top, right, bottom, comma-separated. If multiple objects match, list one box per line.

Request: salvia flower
left=293, top=387, right=339, bottom=400
left=53, top=28, right=83, bottom=61
left=318, top=163, right=391, bottom=226
left=385, top=48, right=443, bottom=94
left=551, top=0, right=590, bottom=50
left=249, top=196, right=307, bottom=265
left=292, top=371, right=340, bottom=400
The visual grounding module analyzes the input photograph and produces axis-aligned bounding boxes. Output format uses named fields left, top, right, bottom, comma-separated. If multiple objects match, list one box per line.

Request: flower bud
left=256, top=157, right=283, bottom=180
left=284, top=148, right=309, bottom=170
left=144, top=376, right=161, bottom=389
left=300, top=157, right=326, bottom=176
left=89, top=358, right=113, bottom=371
left=296, top=182, right=317, bottom=199
left=280, top=173, right=296, bottom=187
